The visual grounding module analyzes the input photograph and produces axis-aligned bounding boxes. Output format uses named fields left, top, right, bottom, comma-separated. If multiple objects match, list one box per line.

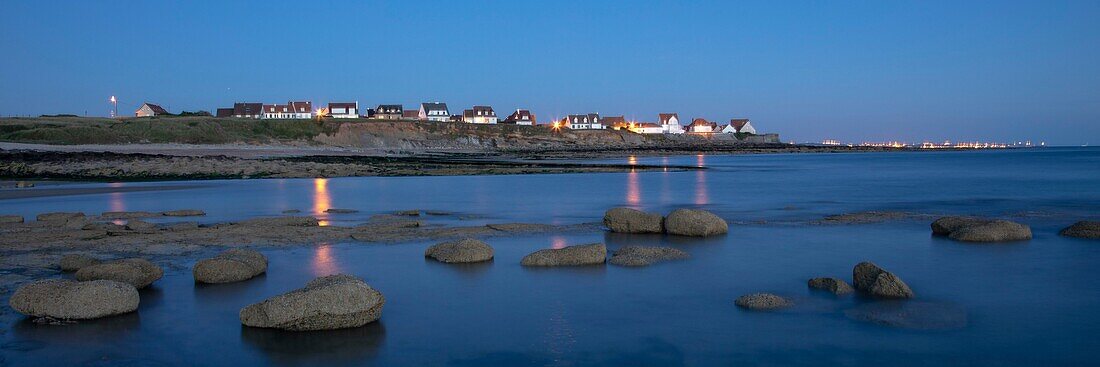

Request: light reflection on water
left=312, top=243, right=340, bottom=276
left=313, top=178, right=331, bottom=226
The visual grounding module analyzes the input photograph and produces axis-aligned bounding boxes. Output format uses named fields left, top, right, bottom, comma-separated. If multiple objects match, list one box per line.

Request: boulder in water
left=664, top=209, right=728, bottom=237
left=603, top=208, right=664, bottom=234
left=424, top=239, right=494, bottom=263
left=853, top=262, right=914, bottom=299
left=193, top=249, right=268, bottom=284
left=807, top=277, right=854, bottom=295
left=521, top=243, right=606, bottom=267
left=239, top=274, right=385, bottom=331
left=324, top=208, right=358, bottom=214
left=162, top=209, right=206, bottom=217
left=1059, top=221, right=1100, bottom=239
left=734, top=293, right=792, bottom=310
left=75, top=258, right=164, bottom=289
left=608, top=246, right=688, bottom=266
left=59, top=254, right=102, bottom=272
left=9, top=279, right=139, bottom=320
left=931, top=216, right=1031, bottom=242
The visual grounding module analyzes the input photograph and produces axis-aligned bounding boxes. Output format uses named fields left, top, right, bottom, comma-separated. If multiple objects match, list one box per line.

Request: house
left=658, top=113, right=685, bottom=134
left=565, top=113, right=602, bottom=129
left=721, top=118, right=756, bottom=134
left=328, top=102, right=359, bottom=119
left=374, top=105, right=403, bottom=120
left=135, top=103, right=169, bottom=117
left=462, top=106, right=498, bottom=124
left=232, top=103, right=264, bottom=118
left=215, top=108, right=234, bottom=118
left=262, top=101, right=313, bottom=119
left=419, top=102, right=450, bottom=122
left=449, top=114, right=463, bottom=122
left=628, top=122, right=664, bottom=134
left=602, top=116, right=627, bottom=130
left=402, top=109, right=420, bottom=119
left=687, top=118, right=718, bottom=133
left=500, top=109, right=535, bottom=125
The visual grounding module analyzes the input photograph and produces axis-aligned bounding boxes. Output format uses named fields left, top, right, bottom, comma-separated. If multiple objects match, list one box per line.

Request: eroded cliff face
left=311, top=121, right=777, bottom=152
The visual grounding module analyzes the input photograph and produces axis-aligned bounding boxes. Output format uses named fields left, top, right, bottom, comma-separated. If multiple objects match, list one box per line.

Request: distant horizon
left=2, top=1, right=1098, bottom=145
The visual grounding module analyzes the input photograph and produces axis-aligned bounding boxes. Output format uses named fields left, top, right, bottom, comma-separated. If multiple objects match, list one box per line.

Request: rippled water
left=1, top=148, right=1098, bottom=366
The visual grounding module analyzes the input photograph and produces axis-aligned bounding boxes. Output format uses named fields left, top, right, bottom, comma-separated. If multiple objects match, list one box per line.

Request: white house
left=262, top=101, right=313, bottom=119
left=462, top=106, right=498, bottom=124
left=419, top=102, right=450, bottom=122
left=135, top=103, right=169, bottom=117
left=687, top=118, right=717, bottom=133
left=328, top=102, right=359, bottom=118
left=722, top=118, right=756, bottom=134
left=501, top=109, right=535, bottom=125
left=658, top=113, right=685, bottom=134
left=566, top=113, right=602, bottom=129
left=628, top=122, right=664, bottom=134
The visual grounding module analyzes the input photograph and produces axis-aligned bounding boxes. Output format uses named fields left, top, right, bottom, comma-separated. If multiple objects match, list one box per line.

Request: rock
left=931, top=216, right=1031, bottom=242
left=15, top=181, right=35, bottom=188
left=193, top=248, right=268, bottom=283
left=664, top=209, right=728, bottom=237
left=75, top=258, right=164, bottom=289
left=395, top=210, right=421, bottom=216
left=852, top=262, right=914, bottom=299
left=165, top=222, right=199, bottom=231
left=949, top=221, right=1031, bottom=242
left=603, top=208, right=664, bottom=234
left=424, top=239, right=494, bottom=263
left=125, top=219, right=158, bottom=233
left=1059, top=221, right=1100, bottom=239
left=844, top=301, right=968, bottom=330
left=324, top=208, right=358, bottom=214
left=486, top=223, right=553, bottom=232
left=820, top=211, right=918, bottom=224
left=162, top=209, right=206, bottom=217
left=807, top=277, right=854, bottom=295
left=9, top=279, right=139, bottom=320
left=36, top=212, right=86, bottom=222
left=425, top=210, right=452, bottom=216
left=520, top=243, right=606, bottom=267
left=734, top=293, right=792, bottom=310
left=282, top=209, right=301, bottom=214
left=99, top=211, right=158, bottom=219
left=59, top=254, right=102, bottom=272
left=238, top=216, right=319, bottom=227
left=239, top=274, right=385, bottom=331
left=0, top=215, right=24, bottom=224
left=608, top=246, right=689, bottom=266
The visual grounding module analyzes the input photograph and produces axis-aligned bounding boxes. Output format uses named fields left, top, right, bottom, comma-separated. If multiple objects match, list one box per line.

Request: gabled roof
left=420, top=102, right=448, bottom=112
left=567, top=113, right=599, bottom=124
left=469, top=105, right=496, bottom=117
left=376, top=104, right=403, bottom=113
left=602, top=116, right=626, bottom=125
left=689, top=118, right=713, bottom=126
left=216, top=108, right=234, bottom=117
left=659, top=113, right=678, bottom=124
left=502, top=109, right=535, bottom=123
left=233, top=102, right=263, bottom=116
left=139, top=103, right=169, bottom=115
left=402, top=110, right=419, bottom=118
left=328, top=102, right=357, bottom=109
left=730, top=118, right=750, bottom=130
left=288, top=101, right=312, bottom=113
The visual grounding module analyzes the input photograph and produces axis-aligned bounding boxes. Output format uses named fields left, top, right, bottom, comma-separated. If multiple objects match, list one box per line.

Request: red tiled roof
left=140, top=103, right=169, bottom=115
left=659, top=113, right=678, bottom=124
left=730, top=118, right=750, bottom=130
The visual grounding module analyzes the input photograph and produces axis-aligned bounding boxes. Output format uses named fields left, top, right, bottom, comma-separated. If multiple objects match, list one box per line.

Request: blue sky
left=2, top=1, right=1098, bottom=144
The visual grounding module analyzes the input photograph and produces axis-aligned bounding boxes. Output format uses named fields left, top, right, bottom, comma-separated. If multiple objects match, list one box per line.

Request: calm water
left=2, top=148, right=1099, bottom=366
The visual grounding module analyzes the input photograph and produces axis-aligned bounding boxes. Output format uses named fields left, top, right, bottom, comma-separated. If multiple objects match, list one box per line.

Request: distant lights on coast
left=818, top=139, right=1043, bottom=149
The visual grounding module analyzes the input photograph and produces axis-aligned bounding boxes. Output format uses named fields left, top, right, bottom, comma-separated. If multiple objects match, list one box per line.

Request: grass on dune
left=0, top=116, right=332, bottom=145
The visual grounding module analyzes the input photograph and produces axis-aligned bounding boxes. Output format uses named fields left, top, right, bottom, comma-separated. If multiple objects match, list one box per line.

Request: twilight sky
left=2, top=1, right=1098, bottom=145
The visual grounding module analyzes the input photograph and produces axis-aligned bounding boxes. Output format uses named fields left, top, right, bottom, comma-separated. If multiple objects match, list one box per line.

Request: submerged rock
left=0, top=215, right=25, bottom=224
left=608, top=246, right=688, bottom=266
left=521, top=243, right=607, bottom=267
left=282, top=209, right=302, bottom=214
left=844, top=301, right=968, bottom=330
left=424, top=239, right=494, bottom=263
left=59, top=254, right=102, bottom=272
left=194, top=249, right=268, bottom=284
left=75, top=258, right=164, bottom=289
left=808, top=277, right=854, bottom=295
left=162, top=209, right=206, bottom=217
left=664, top=209, right=728, bottom=237
left=395, top=210, right=421, bottom=216
left=853, top=262, right=914, bottom=299
left=324, top=208, right=358, bottom=214
left=99, top=211, right=158, bottom=219
left=36, top=212, right=86, bottom=222
left=1059, top=221, right=1100, bottom=239
left=734, top=293, right=792, bottom=310
left=932, top=216, right=1031, bottom=242
left=9, top=279, right=139, bottom=320
left=125, top=219, right=158, bottom=233
left=820, top=211, right=917, bottom=224
left=239, top=274, right=385, bottom=331
left=603, top=208, right=664, bottom=234
left=238, top=216, right=319, bottom=227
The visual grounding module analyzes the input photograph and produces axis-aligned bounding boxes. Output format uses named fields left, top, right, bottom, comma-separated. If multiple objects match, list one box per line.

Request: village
left=132, top=100, right=759, bottom=136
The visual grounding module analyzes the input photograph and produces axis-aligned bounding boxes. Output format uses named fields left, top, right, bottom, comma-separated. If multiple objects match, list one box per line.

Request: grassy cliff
left=0, top=116, right=331, bottom=145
